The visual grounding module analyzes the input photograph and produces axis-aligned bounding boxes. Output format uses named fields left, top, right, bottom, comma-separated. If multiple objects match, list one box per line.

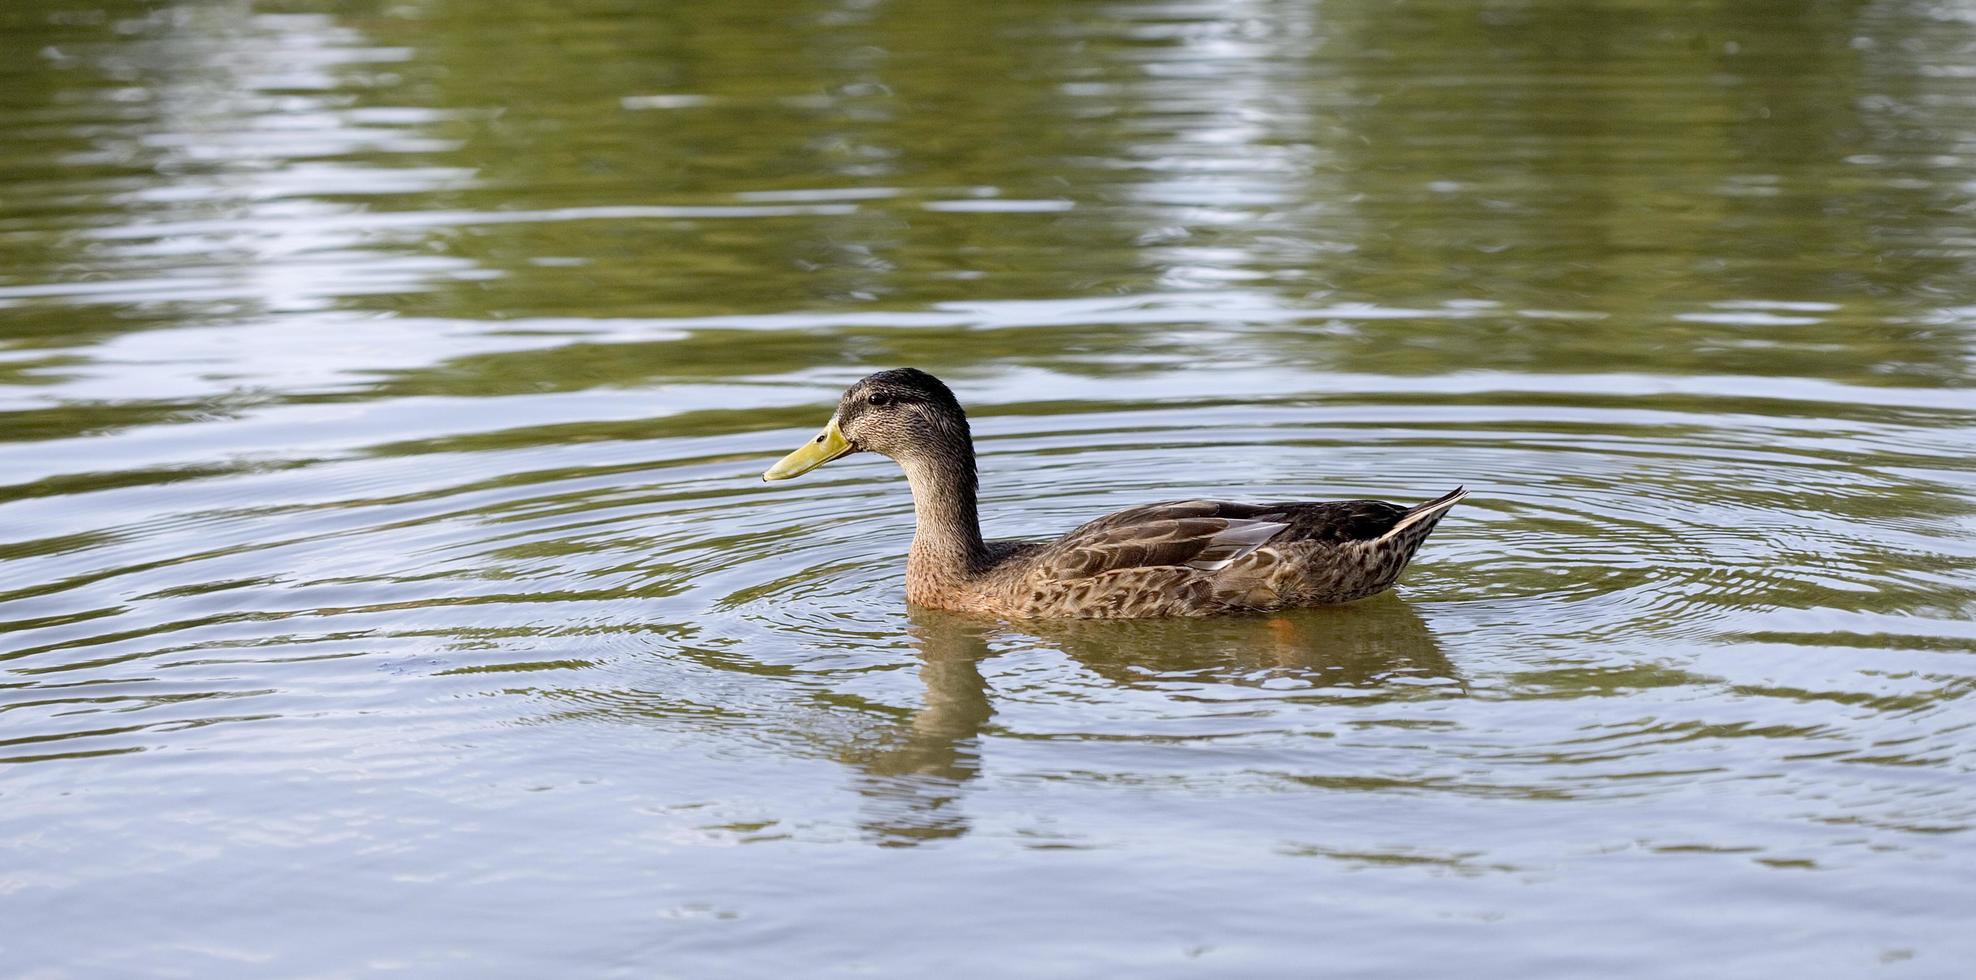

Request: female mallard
left=762, top=368, right=1466, bottom=619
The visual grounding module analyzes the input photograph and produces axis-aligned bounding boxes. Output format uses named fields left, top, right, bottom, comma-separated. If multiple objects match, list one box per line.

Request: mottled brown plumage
left=762, top=369, right=1467, bottom=619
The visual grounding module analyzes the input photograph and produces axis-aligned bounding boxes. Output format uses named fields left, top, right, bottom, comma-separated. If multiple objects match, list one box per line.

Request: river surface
left=3, top=0, right=1974, bottom=976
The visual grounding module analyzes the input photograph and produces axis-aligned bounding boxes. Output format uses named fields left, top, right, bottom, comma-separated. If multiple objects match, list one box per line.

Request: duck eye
left=869, top=394, right=893, bottom=407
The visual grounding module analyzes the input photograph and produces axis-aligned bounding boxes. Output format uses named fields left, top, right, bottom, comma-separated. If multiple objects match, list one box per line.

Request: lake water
left=3, top=0, right=1974, bottom=975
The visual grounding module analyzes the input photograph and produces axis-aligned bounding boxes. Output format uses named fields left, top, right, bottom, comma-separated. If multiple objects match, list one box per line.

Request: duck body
left=915, top=492, right=1466, bottom=618
left=764, top=368, right=1466, bottom=620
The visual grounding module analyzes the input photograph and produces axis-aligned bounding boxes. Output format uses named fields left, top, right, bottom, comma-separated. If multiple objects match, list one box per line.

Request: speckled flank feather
left=773, top=369, right=1469, bottom=619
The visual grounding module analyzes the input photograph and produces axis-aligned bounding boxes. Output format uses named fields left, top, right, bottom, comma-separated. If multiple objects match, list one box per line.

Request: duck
left=761, top=368, right=1466, bottom=619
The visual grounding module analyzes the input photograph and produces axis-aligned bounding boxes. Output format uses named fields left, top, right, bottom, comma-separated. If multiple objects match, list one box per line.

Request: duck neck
left=900, top=444, right=987, bottom=584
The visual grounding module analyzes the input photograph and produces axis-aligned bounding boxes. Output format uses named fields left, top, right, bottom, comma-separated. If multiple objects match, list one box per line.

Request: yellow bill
left=763, top=417, right=853, bottom=481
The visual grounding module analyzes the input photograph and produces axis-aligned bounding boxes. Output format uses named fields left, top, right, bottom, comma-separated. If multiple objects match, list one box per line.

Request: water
left=3, top=0, right=1974, bottom=975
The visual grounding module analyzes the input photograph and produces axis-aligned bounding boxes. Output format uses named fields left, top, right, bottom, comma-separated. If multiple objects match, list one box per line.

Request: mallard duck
left=762, top=368, right=1467, bottom=619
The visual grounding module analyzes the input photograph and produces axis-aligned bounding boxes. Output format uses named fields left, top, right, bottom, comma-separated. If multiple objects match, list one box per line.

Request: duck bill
left=763, top=417, right=853, bottom=481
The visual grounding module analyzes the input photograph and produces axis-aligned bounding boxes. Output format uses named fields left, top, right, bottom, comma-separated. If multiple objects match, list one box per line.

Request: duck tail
left=1382, top=486, right=1469, bottom=541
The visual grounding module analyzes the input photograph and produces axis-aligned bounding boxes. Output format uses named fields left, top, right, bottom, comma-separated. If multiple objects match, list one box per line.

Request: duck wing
left=1034, top=500, right=1294, bottom=580
left=1033, top=493, right=1465, bottom=582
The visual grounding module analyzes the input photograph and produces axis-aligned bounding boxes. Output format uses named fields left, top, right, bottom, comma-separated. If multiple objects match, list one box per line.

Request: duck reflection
left=838, top=612, right=997, bottom=847
left=1035, top=594, right=1461, bottom=694
left=842, top=597, right=1458, bottom=846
